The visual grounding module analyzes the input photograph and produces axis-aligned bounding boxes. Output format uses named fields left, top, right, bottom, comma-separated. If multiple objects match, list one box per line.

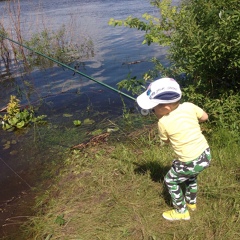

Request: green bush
left=109, top=0, right=240, bottom=132
left=109, top=0, right=240, bottom=95
left=171, top=0, right=240, bottom=93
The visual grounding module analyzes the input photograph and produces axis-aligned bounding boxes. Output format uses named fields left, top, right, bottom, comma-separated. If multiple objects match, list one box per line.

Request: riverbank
left=19, top=118, right=240, bottom=239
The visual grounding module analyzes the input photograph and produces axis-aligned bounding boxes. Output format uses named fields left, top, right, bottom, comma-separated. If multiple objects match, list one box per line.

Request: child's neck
left=169, top=103, right=180, bottom=112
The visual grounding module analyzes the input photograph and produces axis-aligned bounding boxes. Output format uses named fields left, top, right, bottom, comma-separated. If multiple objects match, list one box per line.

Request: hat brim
left=137, top=90, right=182, bottom=110
left=136, top=91, right=162, bottom=110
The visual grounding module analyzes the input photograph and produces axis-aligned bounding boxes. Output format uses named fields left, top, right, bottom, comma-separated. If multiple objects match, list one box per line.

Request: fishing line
left=0, top=157, right=32, bottom=189
left=0, top=33, right=136, bottom=101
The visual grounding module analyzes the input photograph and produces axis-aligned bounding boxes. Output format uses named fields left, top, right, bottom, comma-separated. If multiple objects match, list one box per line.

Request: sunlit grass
left=23, top=121, right=240, bottom=240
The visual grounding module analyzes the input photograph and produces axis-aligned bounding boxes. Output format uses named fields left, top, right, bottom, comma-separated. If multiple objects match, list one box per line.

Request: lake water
left=0, top=0, right=169, bottom=237
left=0, top=0, right=169, bottom=105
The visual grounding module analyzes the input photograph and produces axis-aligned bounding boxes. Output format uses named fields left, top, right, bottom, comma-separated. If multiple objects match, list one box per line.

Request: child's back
left=158, top=102, right=209, bottom=162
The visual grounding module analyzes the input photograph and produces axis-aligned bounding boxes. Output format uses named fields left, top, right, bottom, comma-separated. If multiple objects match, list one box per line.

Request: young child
left=136, top=78, right=211, bottom=221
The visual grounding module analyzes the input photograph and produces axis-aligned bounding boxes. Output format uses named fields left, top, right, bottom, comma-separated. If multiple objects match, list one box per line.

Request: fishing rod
left=0, top=33, right=136, bottom=101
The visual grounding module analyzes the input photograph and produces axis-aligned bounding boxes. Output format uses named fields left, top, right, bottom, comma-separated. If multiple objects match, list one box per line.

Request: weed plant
left=1, top=95, right=46, bottom=131
left=23, top=115, right=240, bottom=240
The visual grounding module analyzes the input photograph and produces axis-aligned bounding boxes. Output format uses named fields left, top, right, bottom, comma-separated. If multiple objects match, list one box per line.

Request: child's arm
left=198, top=111, right=208, bottom=122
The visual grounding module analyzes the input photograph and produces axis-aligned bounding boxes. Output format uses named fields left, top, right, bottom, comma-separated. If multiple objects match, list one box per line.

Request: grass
left=22, top=119, right=240, bottom=240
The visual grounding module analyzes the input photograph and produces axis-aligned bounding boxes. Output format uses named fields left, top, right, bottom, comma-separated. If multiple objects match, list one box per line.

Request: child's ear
left=164, top=105, right=171, bottom=111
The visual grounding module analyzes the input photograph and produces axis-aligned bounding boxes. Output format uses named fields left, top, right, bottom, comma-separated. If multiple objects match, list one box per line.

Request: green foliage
left=109, top=0, right=240, bottom=132
left=205, top=92, right=240, bottom=133
left=1, top=95, right=47, bottom=131
left=117, top=74, right=145, bottom=95
left=109, top=0, right=177, bottom=46
left=181, top=87, right=240, bottom=138
left=171, top=0, right=240, bottom=92
left=109, top=0, right=240, bottom=95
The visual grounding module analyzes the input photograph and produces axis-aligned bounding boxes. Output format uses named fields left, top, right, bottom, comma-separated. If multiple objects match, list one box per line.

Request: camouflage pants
left=164, top=148, right=211, bottom=212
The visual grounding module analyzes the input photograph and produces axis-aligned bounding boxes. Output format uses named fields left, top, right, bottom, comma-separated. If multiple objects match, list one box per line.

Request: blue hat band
left=152, top=91, right=181, bottom=101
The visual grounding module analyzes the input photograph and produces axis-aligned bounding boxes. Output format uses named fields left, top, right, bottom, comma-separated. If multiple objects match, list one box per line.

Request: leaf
left=91, top=129, right=103, bottom=136
left=2, top=123, right=14, bottom=131
left=73, top=120, right=82, bottom=126
left=10, top=150, right=18, bottom=155
left=16, top=121, right=25, bottom=129
left=107, top=127, right=119, bottom=133
left=83, top=118, right=95, bottom=125
left=8, top=117, right=19, bottom=125
left=63, top=113, right=73, bottom=118
left=3, top=142, right=11, bottom=149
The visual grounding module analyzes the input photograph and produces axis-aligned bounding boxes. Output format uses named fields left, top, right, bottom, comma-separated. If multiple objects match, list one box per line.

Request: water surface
left=0, top=0, right=167, bottom=237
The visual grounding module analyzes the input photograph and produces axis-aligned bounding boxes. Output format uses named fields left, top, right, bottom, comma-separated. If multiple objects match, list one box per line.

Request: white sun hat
left=136, top=78, right=182, bottom=110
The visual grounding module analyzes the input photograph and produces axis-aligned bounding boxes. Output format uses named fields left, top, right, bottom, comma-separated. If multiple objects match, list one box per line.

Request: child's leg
left=185, top=176, right=197, bottom=204
left=164, top=164, right=189, bottom=213
left=164, top=148, right=211, bottom=212
left=184, top=148, right=211, bottom=204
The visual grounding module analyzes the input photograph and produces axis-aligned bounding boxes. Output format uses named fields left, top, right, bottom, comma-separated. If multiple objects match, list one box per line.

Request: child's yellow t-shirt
left=158, top=102, right=209, bottom=162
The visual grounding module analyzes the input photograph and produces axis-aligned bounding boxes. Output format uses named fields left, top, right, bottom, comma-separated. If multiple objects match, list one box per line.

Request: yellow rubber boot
left=186, top=203, right=197, bottom=211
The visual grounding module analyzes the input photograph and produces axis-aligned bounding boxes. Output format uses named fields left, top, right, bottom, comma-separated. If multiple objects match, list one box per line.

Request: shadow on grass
left=133, top=161, right=172, bottom=206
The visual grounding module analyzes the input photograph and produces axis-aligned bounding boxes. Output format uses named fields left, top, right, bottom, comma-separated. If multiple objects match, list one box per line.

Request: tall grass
left=0, top=0, right=93, bottom=77
left=22, top=119, right=240, bottom=240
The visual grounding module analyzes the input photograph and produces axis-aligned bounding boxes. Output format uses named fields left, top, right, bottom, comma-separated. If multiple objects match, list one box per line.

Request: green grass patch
left=23, top=123, right=240, bottom=240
